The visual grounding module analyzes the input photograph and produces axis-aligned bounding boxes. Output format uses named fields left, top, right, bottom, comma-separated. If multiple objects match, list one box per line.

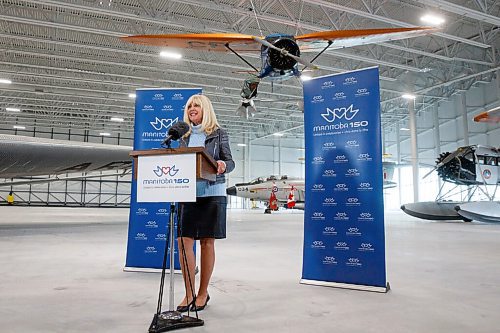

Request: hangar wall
left=386, top=75, right=499, bottom=165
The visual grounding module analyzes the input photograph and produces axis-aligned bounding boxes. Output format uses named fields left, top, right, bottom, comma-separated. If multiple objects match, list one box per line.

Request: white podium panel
left=137, top=153, right=196, bottom=203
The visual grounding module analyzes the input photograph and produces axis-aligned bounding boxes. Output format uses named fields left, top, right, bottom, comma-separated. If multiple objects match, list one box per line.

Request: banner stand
left=301, top=67, right=388, bottom=291
left=300, top=279, right=390, bottom=293
left=125, top=88, right=202, bottom=272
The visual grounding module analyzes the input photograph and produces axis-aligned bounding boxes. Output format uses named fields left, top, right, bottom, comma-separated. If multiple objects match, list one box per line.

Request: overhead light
left=400, top=127, right=410, bottom=131
left=421, top=14, right=445, bottom=26
left=237, top=143, right=247, bottom=147
left=273, top=132, right=284, bottom=136
left=297, top=148, right=305, bottom=151
left=160, top=51, right=182, bottom=59
left=301, top=75, right=312, bottom=81
left=99, top=132, right=111, bottom=136
left=110, top=117, right=124, bottom=122
left=0, top=79, right=12, bottom=84
left=6, top=107, right=21, bottom=112
left=13, top=125, right=25, bottom=130
left=402, top=94, right=416, bottom=100
left=128, top=93, right=136, bottom=98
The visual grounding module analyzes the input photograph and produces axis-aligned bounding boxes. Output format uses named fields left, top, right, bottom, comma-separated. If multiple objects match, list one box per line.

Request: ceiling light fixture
left=13, top=125, right=25, bottom=130
left=99, top=132, right=111, bottom=136
left=402, top=94, right=416, bottom=100
left=273, top=133, right=284, bottom=136
left=300, top=75, right=312, bottom=81
left=128, top=93, right=136, bottom=98
left=400, top=127, right=410, bottom=131
left=110, top=117, right=124, bottom=122
left=421, top=14, right=445, bottom=26
left=6, top=107, right=21, bottom=112
left=160, top=51, right=182, bottom=59
left=237, top=143, right=247, bottom=147
left=0, top=79, right=12, bottom=84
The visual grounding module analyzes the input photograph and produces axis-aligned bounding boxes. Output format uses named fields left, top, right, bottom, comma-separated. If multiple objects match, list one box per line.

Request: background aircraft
left=121, top=27, right=435, bottom=118
left=226, top=175, right=305, bottom=213
left=401, top=145, right=499, bottom=223
left=0, top=134, right=132, bottom=187
left=474, top=106, right=500, bottom=123
left=226, top=162, right=397, bottom=213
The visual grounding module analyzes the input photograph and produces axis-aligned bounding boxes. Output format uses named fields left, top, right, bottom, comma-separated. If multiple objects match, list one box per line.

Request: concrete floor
left=0, top=206, right=499, bottom=333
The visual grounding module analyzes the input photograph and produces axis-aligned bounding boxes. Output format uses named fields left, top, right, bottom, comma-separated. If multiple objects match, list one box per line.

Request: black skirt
left=177, top=196, right=227, bottom=239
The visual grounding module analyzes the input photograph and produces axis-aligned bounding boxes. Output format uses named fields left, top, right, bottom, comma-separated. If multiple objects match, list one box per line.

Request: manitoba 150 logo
left=314, top=104, right=368, bottom=132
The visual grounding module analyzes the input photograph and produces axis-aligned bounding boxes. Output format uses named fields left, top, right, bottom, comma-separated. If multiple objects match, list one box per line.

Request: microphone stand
left=149, top=141, right=204, bottom=332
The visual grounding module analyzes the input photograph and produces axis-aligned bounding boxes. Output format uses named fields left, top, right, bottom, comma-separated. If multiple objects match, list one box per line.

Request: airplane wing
left=121, top=27, right=435, bottom=53
left=474, top=106, right=500, bottom=123
left=296, top=27, right=436, bottom=52
left=120, top=33, right=261, bottom=52
left=0, top=134, right=132, bottom=179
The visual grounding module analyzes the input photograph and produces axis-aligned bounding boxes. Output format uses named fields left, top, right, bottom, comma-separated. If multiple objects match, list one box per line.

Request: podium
left=130, top=147, right=217, bottom=332
left=130, top=147, right=218, bottom=183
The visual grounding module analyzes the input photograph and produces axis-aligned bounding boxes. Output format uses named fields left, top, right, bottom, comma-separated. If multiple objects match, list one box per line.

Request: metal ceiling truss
left=0, top=0, right=498, bottom=142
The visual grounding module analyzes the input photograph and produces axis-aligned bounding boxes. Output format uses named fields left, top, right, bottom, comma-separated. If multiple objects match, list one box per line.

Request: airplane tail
left=269, top=183, right=278, bottom=211
left=287, top=186, right=296, bottom=208
left=235, top=99, right=257, bottom=119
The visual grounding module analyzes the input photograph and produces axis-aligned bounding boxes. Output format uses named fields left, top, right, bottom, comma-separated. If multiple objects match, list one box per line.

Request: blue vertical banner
left=300, top=67, right=388, bottom=292
left=125, top=88, right=202, bottom=270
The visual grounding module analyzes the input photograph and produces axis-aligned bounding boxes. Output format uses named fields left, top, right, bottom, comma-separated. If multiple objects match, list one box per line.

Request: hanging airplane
left=0, top=134, right=132, bottom=187
left=226, top=162, right=397, bottom=213
left=401, top=145, right=499, bottom=223
left=474, top=106, right=500, bottom=123
left=120, top=27, right=436, bottom=118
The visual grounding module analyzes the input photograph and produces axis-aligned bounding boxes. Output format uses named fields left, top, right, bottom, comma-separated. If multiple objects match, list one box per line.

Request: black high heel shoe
left=176, top=299, right=195, bottom=313
left=191, top=294, right=210, bottom=311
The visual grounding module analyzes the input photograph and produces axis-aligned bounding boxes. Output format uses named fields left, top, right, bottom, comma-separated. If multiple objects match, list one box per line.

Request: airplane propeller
left=422, top=147, right=470, bottom=179
left=251, top=36, right=318, bottom=70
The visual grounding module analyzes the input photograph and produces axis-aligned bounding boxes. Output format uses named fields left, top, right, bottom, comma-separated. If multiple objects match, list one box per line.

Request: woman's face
left=187, top=100, right=203, bottom=125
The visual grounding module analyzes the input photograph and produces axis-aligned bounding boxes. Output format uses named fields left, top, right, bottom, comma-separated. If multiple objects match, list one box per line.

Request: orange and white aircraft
left=121, top=27, right=435, bottom=118
left=474, top=106, right=500, bottom=123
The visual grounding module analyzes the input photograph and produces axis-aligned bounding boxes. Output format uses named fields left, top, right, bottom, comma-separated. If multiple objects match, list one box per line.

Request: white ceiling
left=0, top=0, right=499, bottom=142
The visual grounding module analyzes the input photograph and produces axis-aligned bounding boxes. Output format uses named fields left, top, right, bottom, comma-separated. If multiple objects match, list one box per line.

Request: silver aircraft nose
left=226, top=186, right=237, bottom=196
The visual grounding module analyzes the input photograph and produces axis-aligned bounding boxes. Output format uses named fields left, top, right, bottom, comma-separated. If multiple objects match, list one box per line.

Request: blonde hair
left=183, top=94, right=220, bottom=136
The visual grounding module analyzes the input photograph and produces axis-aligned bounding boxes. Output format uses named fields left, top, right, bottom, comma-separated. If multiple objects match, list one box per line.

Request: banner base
left=149, top=313, right=204, bottom=332
left=300, top=279, right=390, bottom=293
left=124, top=267, right=182, bottom=274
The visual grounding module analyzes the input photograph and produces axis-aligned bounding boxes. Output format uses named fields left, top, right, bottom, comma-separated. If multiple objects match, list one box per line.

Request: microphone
left=162, top=121, right=190, bottom=147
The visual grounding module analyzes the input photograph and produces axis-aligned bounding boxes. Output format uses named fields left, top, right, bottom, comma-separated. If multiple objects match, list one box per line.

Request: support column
left=460, top=94, right=469, bottom=146
left=278, top=139, right=282, bottom=176
left=408, top=98, right=419, bottom=203
left=396, top=122, right=402, bottom=206
left=433, top=103, right=441, bottom=157
left=246, top=136, right=252, bottom=210
left=433, top=103, right=442, bottom=189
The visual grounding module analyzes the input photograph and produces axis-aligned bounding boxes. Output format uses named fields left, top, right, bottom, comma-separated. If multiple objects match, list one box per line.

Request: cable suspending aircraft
left=120, top=27, right=435, bottom=118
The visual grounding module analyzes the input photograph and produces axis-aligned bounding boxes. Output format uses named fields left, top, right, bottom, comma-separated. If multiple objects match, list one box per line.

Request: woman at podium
left=176, top=94, right=235, bottom=312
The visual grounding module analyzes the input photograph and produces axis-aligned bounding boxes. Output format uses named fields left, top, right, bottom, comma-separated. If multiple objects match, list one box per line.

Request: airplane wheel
left=462, top=217, right=473, bottom=222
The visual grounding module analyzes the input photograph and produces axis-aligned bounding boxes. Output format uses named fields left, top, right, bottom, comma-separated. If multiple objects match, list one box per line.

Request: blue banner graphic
left=301, top=68, right=387, bottom=290
left=125, top=88, right=201, bottom=270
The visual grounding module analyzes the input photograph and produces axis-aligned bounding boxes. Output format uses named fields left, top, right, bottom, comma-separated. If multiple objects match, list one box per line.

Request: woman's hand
left=216, top=160, right=226, bottom=175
